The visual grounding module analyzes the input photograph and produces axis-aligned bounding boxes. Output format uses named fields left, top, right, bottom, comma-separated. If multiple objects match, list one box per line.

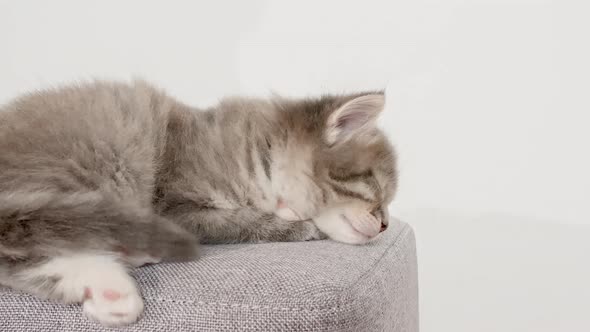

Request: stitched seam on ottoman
left=143, top=298, right=347, bottom=312
left=345, top=222, right=410, bottom=292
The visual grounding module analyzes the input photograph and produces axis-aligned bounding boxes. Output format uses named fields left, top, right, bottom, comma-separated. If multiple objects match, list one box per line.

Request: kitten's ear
left=325, top=94, right=385, bottom=145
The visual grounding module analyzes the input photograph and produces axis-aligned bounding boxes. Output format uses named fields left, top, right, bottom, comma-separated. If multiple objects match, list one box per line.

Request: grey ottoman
left=0, top=219, right=418, bottom=331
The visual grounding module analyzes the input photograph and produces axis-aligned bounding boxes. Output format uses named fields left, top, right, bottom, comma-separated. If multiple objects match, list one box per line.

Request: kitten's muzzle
left=371, top=208, right=388, bottom=233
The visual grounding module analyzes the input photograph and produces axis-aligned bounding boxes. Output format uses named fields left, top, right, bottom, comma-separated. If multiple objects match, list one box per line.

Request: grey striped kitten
left=0, top=80, right=397, bottom=326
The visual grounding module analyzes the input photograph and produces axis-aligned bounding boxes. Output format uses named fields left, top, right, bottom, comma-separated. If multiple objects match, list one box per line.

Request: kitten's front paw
left=313, top=206, right=382, bottom=245
left=300, top=220, right=327, bottom=241
left=82, top=270, right=144, bottom=326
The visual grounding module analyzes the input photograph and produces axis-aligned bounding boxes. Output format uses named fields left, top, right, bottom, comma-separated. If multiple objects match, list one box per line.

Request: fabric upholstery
left=0, top=218, right=418, bottom=331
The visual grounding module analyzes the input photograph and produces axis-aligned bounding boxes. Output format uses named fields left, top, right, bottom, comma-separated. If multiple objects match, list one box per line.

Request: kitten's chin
left=344, top=232, right=372, bottom=245
left=312, top=206, right=383, bottom=245
left=326, top=226, right=376, bottom=245
left=341, top=213, right=380, bottom=239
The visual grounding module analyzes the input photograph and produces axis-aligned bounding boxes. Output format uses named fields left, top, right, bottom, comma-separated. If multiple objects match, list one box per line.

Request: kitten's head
left=272, top=91, right=397, bottom=231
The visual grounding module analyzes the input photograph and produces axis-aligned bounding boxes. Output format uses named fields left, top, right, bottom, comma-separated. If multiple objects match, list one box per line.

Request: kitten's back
left=0, top=81, right=198, bottom=261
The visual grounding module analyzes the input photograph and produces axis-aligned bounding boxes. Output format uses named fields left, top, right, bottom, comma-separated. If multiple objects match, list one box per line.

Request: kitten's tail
left=0, top=191, right=199, bottom=262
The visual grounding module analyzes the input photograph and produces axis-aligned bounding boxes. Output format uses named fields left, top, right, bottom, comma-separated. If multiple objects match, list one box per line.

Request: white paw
left=82, top=271, right=144, bottom=326
left=313, top=205, right=381, bottom=245
left=18, top=253, right=145, bottom=327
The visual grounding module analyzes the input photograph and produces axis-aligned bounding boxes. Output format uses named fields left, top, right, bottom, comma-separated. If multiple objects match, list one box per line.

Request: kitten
left=0, top=80, right=397, bottom=326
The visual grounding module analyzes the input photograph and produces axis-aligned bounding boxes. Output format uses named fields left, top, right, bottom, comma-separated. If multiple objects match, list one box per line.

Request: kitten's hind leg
left=0, top=190, right=200, bottom=264
left=4, top=253, right=143, bottom=327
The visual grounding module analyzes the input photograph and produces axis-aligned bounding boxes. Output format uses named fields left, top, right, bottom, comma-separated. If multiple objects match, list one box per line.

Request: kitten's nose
left=379, top=222, right=388, bottom=233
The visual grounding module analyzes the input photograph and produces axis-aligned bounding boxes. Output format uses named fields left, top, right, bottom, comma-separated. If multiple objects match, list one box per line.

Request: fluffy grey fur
left=0, top=80, right=397, bottom=326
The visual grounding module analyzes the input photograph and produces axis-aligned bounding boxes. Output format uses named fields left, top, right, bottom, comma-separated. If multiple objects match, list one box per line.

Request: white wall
left=2, top=0, right=587, bottom=225
left=236, top=1, right=590, bottom=226
left=1, top=1, right=588, bottom=331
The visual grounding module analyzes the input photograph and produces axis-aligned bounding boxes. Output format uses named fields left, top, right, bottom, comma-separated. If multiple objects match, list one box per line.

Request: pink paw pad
left=84, top=287, right=93, bottom=300
left=83, top=288, right=124, bottom=302
left=102, top=289, right=122, bottom=301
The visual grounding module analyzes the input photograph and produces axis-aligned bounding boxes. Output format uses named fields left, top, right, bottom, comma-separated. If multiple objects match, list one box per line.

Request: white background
left=1, top=1, right=588, bottom=331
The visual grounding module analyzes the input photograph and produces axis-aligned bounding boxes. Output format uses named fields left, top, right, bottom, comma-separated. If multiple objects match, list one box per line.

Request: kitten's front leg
left=166, top=205, right=324, bottom=244
left=279, top=218, right=326, bottom=242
